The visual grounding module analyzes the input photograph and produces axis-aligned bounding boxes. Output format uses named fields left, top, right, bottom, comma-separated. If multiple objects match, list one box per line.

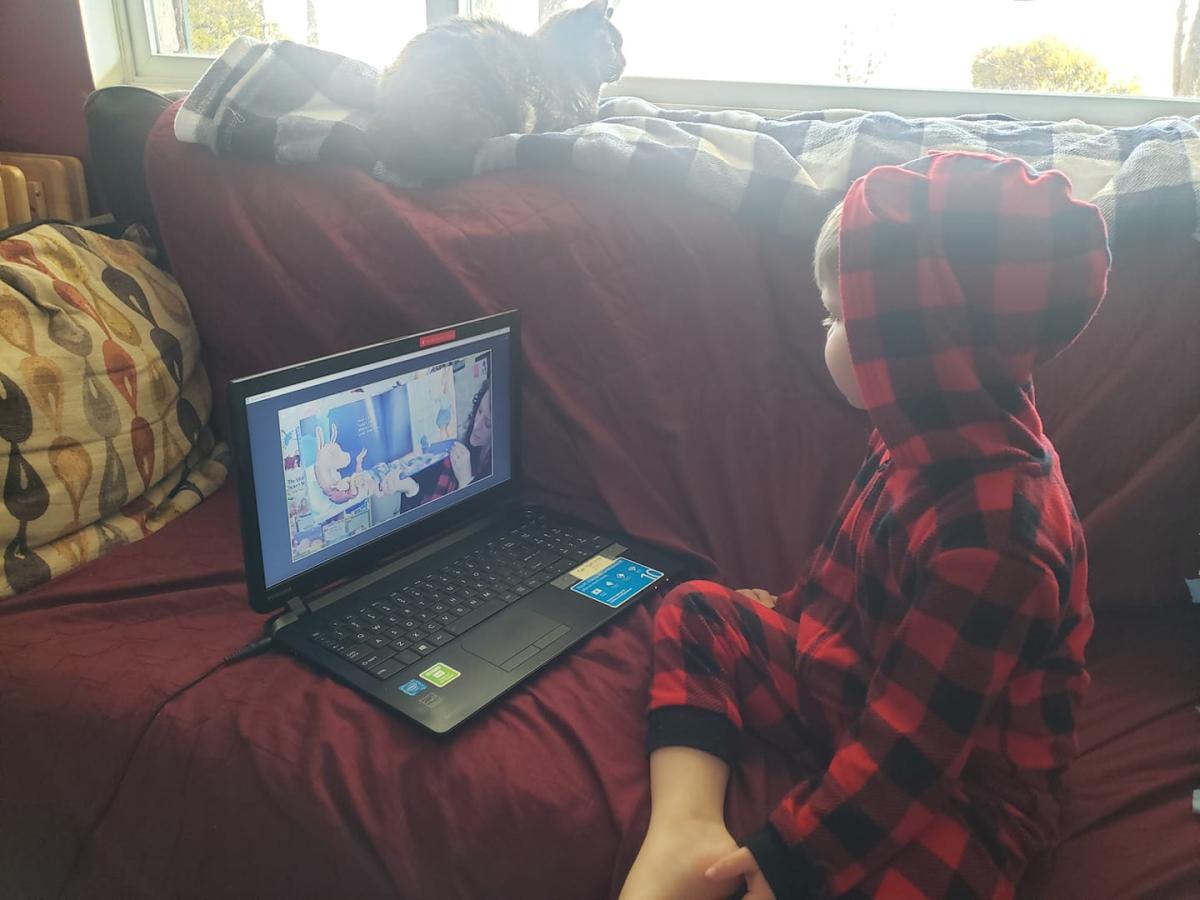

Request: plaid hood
left=839, top=151, right=1110, bottom=468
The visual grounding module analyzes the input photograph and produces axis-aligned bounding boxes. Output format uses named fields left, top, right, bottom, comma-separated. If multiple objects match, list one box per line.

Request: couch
left=0, top=92, right=1197, bottom=900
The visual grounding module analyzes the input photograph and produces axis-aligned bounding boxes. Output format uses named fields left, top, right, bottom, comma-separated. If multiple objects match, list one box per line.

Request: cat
left=372, top=0, right=625, bottom=183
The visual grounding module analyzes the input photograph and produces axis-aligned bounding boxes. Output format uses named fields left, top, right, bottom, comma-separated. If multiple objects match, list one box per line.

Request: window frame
left=613, top=76, right=1200, bottom=127
left=91, top=0, right=1200, bottom=125
left=117, top=0, right=195, bottom=88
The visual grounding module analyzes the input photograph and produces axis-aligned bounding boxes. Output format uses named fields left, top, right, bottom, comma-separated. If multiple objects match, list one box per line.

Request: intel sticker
left=399, top=678, right=428, bottom=697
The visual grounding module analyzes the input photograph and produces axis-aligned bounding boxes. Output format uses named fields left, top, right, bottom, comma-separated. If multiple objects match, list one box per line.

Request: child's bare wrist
left=648, top=807, right=727, bottom=829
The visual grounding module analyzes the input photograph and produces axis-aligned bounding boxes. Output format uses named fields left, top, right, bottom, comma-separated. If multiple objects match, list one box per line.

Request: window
left=615, top=0, right=1199, bottom=98
left=105, top=0, right=1200, bottom=123
left=116, top=0, right=433, bottom=85
left=138, top=0, right=427, bottom=68
left=605, top=0, right=1200, bottom=123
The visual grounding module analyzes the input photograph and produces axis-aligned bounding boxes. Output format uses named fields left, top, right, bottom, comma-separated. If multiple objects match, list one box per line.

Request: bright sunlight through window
left=131, top=1, right=1200, bottom=107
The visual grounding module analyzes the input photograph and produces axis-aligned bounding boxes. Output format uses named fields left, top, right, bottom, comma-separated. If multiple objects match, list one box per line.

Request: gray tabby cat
left=372, top=0, right=625, bottom=182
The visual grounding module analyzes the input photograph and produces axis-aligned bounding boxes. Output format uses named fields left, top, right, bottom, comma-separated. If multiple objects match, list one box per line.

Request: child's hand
left=705, top=848, right=776, bottom=900
left=736, top=588, right=777, bottom=609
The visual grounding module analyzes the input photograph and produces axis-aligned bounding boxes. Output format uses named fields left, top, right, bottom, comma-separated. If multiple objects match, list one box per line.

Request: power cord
left=57, top=633, right=276, bottom=897
left=222, top=634, right=275, bottom=665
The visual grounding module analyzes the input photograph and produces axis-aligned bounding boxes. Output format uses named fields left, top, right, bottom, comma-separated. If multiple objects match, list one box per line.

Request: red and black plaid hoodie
left=746, top=152, right=1111, bottom=896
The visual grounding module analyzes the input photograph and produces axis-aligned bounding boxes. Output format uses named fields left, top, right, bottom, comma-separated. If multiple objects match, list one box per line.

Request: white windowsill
left=107, top=72, right=1200, bottom=130
left=608, top=77, right=1200, bottom=127
left=112, top=70, right=1200, bottom=127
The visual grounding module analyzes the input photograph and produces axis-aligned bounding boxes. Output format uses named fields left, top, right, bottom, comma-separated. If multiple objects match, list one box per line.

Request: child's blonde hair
left=813, top=200, right=843, bottom=292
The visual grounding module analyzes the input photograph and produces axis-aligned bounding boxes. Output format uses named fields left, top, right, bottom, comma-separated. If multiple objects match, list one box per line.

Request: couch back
left=145, top=104, right=1200, bottom=611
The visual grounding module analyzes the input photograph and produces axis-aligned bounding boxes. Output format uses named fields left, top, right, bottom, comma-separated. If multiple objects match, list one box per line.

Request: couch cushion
left=1028, top=604, right=1200, bottom=899
left=145, top=101, right=1199, bottom=611
left=0, top=485, right=251, bottom=899
left=1033, top=241, right=1200, bottom=610
left=0, top=224, right=226, bottom=596
left=3, top=490, right=1195, bottom=899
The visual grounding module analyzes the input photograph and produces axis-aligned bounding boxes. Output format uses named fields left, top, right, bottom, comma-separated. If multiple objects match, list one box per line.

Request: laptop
left=228, top=311, right=689, bottom=734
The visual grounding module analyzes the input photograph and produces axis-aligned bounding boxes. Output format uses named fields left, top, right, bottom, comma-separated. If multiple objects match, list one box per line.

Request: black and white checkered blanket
left=177, top=38, right=1200, bottom=242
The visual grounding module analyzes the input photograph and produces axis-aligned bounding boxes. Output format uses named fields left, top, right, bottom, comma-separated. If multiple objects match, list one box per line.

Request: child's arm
left=742, top=547, right=1071, bottom=899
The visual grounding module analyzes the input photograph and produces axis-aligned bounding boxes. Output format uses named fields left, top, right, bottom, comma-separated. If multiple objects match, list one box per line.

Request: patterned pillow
left=0, top=224, right=227, bottom=596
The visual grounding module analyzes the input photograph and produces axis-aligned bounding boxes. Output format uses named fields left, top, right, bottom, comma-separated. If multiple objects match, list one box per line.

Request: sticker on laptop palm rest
left=570, top=558, right=663, bottom=607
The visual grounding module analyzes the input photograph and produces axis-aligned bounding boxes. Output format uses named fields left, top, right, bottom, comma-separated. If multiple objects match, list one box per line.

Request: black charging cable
left=222, top=634, right=275, bottom=665
left=57, top=633, right=276, bottom=896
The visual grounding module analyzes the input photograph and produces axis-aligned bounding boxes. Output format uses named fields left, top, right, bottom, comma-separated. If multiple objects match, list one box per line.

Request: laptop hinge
left=273, top=506, right=515, bottom=629
left=301, top=509, right=511, bottom=616
left=267, top=591, right=311, bottom=635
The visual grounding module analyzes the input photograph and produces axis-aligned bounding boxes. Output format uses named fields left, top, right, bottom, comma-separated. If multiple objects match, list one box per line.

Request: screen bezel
left=228, top=311, right=522, bottom=614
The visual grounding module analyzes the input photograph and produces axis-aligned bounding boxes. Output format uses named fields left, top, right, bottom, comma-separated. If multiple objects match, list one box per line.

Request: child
left=618, top=152, right=1109, bottom=900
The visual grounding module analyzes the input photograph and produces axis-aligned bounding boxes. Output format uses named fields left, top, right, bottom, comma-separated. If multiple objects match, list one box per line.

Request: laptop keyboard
left=304, top=511, right=612, bottom=681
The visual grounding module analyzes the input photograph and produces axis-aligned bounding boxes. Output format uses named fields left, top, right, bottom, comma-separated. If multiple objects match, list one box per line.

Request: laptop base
left=273, top=505, right=686, bottom=734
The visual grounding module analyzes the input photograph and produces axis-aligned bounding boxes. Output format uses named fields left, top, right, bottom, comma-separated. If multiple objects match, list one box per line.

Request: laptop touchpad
left=461, top=608, right=561, bottom=667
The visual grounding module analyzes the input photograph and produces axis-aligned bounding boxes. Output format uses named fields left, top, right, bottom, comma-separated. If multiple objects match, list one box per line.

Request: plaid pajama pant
left=647, top=581, right=1019, bottom=900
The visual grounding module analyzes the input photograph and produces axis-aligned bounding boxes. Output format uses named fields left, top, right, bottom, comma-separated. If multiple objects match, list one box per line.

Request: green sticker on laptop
left=420, top=662, right=461, bottom=688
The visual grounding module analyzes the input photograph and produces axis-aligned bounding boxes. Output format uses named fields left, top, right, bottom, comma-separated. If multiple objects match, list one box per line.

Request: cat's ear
left=584, top=0, right=609, bottom=19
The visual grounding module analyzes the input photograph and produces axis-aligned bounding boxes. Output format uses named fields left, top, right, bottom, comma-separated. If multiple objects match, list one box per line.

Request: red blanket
left=3, top=485, right=1195, bottom=899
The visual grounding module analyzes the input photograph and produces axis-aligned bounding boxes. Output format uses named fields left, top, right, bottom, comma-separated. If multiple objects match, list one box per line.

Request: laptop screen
left=241, top=326, right=514, bottom=589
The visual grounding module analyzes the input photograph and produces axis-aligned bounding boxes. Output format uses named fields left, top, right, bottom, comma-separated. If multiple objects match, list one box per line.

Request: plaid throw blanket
left=177, top=39, right=1200, bottom=242
left=174, top=38, right=380, bottom=167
